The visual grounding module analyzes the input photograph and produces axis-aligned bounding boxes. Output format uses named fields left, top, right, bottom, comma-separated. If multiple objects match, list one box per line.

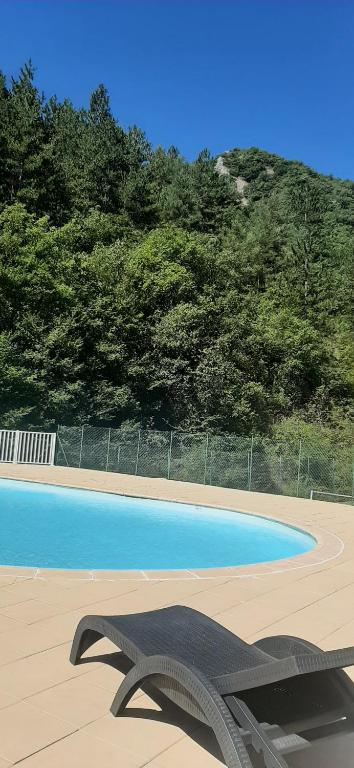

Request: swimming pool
left=0, top=478, right=314, bottom=570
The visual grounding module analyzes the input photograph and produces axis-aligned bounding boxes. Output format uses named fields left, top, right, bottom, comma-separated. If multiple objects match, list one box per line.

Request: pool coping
left=0, top=465, right=345, bottom=581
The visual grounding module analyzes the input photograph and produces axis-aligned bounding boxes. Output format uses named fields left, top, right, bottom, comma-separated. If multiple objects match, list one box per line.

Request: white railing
left=0, top=430, right=56, bottom=465
left=310, top=489, right=353, bottom=504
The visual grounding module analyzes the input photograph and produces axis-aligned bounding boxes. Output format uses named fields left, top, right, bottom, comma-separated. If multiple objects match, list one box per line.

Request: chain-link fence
left=56, top=425, right=354, bottom=503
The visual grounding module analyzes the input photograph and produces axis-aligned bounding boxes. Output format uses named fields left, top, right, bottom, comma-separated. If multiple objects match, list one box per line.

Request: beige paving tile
left=45, top=579, right=139, bottom=610
left=215, top=578, right=354, bottom=640
left=146, top=726, right=223, bottom=767
left=3, top=579, right=113, bottom=609
left=0, top=575, right=17, bottom=586
left=3, top=577, right=138, bottom=612
left=0, top=689, right=17, bottom=710
left=4, top=729, right=140, bottom=768
left=35, top=575, right=90, bottom=589
left=0, top=628, right=51, bottom=667
left=82, top=663, right=125, bottom=693
left=6, top=603, right=116, bottom=658
left=0, top=759, right=11, bottom=768
left=0, top=642, right=93, bottom=700
left=91, top=570, right=144, bottom=580
left=319, top=617, right=354, bottom=649
left=39, top=569, right=94, bottom=580
left=0, top=701, right=75, bottom=763
left=256, top=566, right=325, bottom=590
left=147, top=577, right=223, bottom=600
left=332, top=557, right=354, bottom=576
left=80, top=664, right=146, bottom=708
left=39, top=576, right=93, bottom=588
left=250, top=612, right=336, bottom=644
left=222, top=583, right=321, bottom=625
left=75, top=588, right=180, bottom=619
left=30, top=606, right=89, bottom=639
left=82, top=694, right=197, bottom=763
left=0, top=613, right=25, bottom=634
left=1, top=598, right=62, bottom=624
left=231, top=577, right=285, bottom=600
left=0, top=586, right=35, bottom=608
left=181, top=580, right=242, bottom=615
left=27, top=676, right=114, bottom=727
left=0, top=612, right=82, bottom=666
left=294, top=566, right=354, bottom=596
left=145, top=570, right=195, bottom=580
left=0, top=567, right=34, bottom=577
left=0, top=579, right=71, bottom=601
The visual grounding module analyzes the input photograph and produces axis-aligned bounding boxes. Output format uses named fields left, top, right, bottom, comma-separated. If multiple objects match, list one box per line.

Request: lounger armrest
left=212, top=646, right=354, bottom=695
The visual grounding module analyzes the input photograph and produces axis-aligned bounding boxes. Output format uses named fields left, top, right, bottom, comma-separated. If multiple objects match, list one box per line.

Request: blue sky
left=1, top=0, right=353, bottom=179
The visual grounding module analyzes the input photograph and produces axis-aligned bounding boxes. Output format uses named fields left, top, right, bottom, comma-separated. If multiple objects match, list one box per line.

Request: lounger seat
left=70, top=606, right=354, bottom=767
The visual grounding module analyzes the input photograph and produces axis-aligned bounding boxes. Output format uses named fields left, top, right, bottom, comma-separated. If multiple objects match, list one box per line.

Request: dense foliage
left=0, top=64, right=353, bottom=449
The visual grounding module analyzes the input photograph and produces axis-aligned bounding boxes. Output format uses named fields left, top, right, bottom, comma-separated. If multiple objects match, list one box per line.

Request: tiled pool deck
left=0, top=464, right=353, bottom=767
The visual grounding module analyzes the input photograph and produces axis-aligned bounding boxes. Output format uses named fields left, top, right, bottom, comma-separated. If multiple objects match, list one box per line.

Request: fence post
left=204, top=434, right=209, bottom=485
left=248, top=436, right=254, bottom=491
left=167, top=431, right=173, bottom=480
left=135, top=430, right=141, bottom=476
left=105, top=428, right=111, bottom=472
left=49, top=433, right=57, bottom=466
left=296, top=439, right=302, bottom=496
left=78, top=426, right=84, bottom=468
left=13, top=430, right=20, bottom=463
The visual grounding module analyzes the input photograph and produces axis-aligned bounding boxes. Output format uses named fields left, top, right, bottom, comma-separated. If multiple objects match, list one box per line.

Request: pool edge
left=0, top=467, right=344, bottom=581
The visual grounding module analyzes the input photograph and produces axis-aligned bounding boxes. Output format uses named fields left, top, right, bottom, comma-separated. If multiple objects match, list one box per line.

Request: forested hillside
left=0, top=64, right=353, bottom=449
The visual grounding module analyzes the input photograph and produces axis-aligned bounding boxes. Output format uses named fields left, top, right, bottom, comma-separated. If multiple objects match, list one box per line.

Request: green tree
left=0, top=65, right=352, bottom=448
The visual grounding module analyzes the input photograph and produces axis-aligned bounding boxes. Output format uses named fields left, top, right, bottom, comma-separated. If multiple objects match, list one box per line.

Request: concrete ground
left=0, top=464, right=353, bottom=767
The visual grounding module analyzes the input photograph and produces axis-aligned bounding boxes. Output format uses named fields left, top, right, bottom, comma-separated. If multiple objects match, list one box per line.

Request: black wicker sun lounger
left=70, top=606, right=354, bottom=767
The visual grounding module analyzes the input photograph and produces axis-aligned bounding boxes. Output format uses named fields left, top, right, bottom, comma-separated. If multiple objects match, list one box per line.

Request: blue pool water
left=0, top=478, right=314, bottom=570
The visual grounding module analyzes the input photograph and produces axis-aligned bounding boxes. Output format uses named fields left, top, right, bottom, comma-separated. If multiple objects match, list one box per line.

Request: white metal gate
left=0, top=430, right=56, bottom=465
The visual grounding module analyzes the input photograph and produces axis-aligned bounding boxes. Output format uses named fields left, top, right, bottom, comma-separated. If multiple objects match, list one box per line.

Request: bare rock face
left=265, top=165, right=275, bottom=176
left=235, top=176, right=249, bottom=194
left=215, top=156, right=230, bottom=176
left=235, top=176, right=249, bottom=206
left=215, top=156, right=249, bottom=206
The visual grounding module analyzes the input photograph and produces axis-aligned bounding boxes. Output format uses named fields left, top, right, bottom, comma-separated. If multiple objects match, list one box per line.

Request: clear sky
left=1, top=0, right=353, bottom=179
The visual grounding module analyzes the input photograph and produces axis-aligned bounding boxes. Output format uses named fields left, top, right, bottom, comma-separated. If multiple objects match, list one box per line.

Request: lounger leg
left=226, top=697, right=289, bottom=768
left=110, top=654, right=253, bottom=768
left=70, top=625, right=103, bottom=665
left=111, top=669, right=142, bottom=715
